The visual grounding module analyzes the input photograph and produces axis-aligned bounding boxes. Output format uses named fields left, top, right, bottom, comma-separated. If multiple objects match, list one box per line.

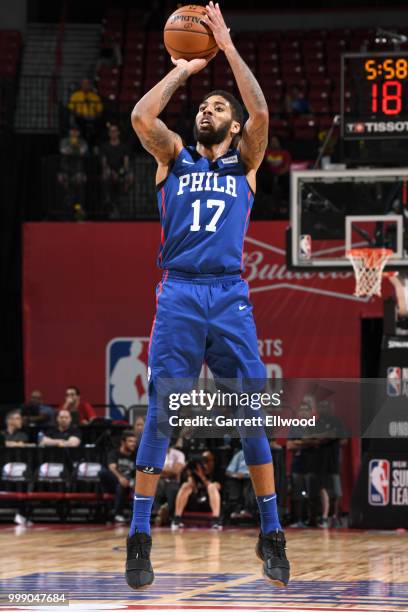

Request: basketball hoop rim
left=346, top=247, right=394, bottom=268
left=346, top=247, right=394, bottom=258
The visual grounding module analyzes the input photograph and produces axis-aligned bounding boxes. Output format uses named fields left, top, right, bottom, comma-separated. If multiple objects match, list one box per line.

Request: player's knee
left=241, top=435, right=272, bottom=465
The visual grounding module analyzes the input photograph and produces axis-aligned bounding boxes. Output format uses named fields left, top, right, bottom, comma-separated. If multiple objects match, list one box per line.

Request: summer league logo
left=106, top=337, right=149, bottom=419
left=368, top=458, right=408, bottom=506
left=368, top=459, right=390, bottom=506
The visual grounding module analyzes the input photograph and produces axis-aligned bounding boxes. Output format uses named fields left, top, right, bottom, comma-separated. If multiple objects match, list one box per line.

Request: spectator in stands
left=257, top=136, right=292, bottom=218
left=287, top=402, right=320, bottom=527
left=263, top=137, right=292, bottom=182
left=154, top=445, right=186, bottom=526
left=133, top=416, right=144, bottom=436
left=133, top=416, right=144, bottom=451
left=175, top=425, right=207, bottom=455
left=172, top=450, right=223, bottom=530
left=316, top=400, right=347, bottom=528
left=224, top=448, right=255, bottom=520
left=58, top=127, right=88, bottom=217
left=20, top=389, right=54, bottom=427
left=67, top=78, right=103, bottom=144
left=284, top=85, right=311, bottom=116
left=100, top=124, right=134, bottom=217
left=100, top=430, right=137, bottom=523
left=39, top=409, right=81, bottom=447
left=59, top=386, right=96, bottom=425
left=60, top=126, right=88, bottom=157
left=1, top=411, right=28, bottom=447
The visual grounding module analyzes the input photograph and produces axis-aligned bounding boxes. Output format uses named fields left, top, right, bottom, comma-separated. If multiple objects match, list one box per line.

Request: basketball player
left=125, top=2, right=290, bottom=589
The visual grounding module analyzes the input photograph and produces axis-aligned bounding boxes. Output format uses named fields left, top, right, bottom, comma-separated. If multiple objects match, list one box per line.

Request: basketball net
left=346, top=248, right=393, bottom=297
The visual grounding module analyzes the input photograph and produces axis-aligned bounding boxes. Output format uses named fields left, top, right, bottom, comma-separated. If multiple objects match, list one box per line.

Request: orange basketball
left=163, top=5, right=218, bottom=60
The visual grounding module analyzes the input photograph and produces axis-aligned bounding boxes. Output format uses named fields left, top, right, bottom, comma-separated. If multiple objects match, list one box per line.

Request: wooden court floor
left=0, top=524, right=407, bottom=611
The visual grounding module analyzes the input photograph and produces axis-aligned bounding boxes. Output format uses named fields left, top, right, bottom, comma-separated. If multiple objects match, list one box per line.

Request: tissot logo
left=346, top=121, right=408, bottom=134
left=242, top=235, right=368, bottom=302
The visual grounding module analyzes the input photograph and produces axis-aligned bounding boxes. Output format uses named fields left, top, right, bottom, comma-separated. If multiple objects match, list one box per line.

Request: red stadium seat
left=284, top=77, right=308, bottom=91
left=310, top=100, right=331, bottom=114
left=269, top=118, right=290, bottom=138
left=281, top=40, right=301, bottom=53
left=309, top=76, right=332, bottom=90
left=281, top=65, right=304, bottom=79
left=305, top=62, right=327, bottom=77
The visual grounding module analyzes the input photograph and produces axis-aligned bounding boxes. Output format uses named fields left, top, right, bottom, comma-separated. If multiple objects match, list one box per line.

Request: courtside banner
left=23, top=221, right=386, bottom=407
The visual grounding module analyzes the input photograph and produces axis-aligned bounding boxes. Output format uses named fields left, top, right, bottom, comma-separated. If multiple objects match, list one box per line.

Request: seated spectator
left=133, top=416, right=144, bottom=451
left=1, top=411, right=28, bottom=447
left=59, top=386, right=96, bottom=424
left=263, top=137, right=292, bottom=183
left=255, top=136, right=292, bottom=219
left=100, top=124, right=134, bottom=216
left=154, top=445, right=185, bottom=525
left=100, top=430, right=137, bottom=523
left=60, top=126, right=88, bottom=157
left=172, top=450, right=223, bottom=530
left=67, top=78, right=103, bottom=144
left=20, top=389, right=54, bottom=427
left=58, top=127, right=88, bottom=216
left=224, top=448, right=256, bottom=520
left=175, top=425, right=208, bottom=455
left=40, top=409, right=81, bottom=447
left=284, top=85, right=311, bottom=115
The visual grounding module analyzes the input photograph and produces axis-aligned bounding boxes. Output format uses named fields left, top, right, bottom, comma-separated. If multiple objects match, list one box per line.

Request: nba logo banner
left=368, top=459, right=390, bottom=506
left=106, top=337, right=149, bottom=420
left=299, top=234, right=311, bottom=260
left=387, top=367, right=401, bottom=396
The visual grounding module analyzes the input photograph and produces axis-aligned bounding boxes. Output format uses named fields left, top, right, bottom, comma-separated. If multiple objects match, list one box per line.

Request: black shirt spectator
left=107, top=447, right=136, bottom=482
left=100, top=124, right=133, bottom=216
left=316, top=411, right=347, bottom=475
left=100, top=431, right=137, bottom=522
left=20, top=389, right=54, bottom=426
left=1, top=411, right=28, bottom=447
left=40, top=409, right=81, bottom=447
left=100, top=140, right=130, bottom=172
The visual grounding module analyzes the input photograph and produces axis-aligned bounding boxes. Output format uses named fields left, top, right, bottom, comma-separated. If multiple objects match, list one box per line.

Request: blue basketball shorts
left=136, top=271, right=272, bottom=469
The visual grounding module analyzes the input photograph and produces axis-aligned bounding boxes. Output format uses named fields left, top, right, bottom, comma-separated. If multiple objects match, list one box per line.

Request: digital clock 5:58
left=365, top=58, right=408, bottom=114
left=342, top=52, right=408, bottom=139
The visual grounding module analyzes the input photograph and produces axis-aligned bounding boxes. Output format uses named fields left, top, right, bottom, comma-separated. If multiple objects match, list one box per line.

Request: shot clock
left=341, top=52, right=408, bottom=140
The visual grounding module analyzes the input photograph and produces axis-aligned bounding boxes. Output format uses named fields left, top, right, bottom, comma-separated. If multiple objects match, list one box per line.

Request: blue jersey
left=156, top=146, right=254, bottom=274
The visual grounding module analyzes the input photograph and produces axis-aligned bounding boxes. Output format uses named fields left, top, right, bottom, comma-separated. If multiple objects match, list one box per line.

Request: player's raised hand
left=203, top=2, right=233, bottom=52
left=171, top=53, right=217, bottom=76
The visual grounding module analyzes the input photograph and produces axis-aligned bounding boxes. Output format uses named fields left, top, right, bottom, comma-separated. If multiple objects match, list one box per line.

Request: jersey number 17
left=190, top=199, right=225, bottom=233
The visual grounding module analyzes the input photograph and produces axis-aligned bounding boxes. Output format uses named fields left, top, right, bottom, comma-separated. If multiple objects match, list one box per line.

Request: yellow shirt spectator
left=68, top=78, right=103, bottom=119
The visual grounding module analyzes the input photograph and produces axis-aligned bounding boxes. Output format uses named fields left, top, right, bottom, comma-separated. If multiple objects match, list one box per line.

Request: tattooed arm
left=204, top=3, right=269, bottom=175
left=131, top=56, right=216, bottom=171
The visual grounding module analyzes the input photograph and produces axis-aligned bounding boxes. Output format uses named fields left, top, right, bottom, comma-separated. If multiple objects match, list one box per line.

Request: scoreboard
left=342, top=52, right=408, bottom=140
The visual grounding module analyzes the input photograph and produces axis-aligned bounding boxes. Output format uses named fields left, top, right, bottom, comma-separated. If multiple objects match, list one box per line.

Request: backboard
left=289, top=168, right=408, bottom=272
